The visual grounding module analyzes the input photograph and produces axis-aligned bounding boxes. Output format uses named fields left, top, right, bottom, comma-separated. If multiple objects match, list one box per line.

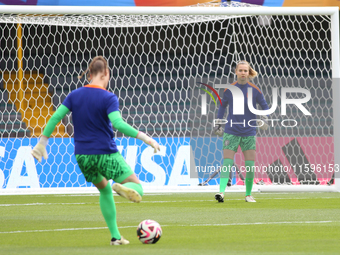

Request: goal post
left=331, top=9, right=340, bottom=194
left=0, top=5, right=339, bottom=194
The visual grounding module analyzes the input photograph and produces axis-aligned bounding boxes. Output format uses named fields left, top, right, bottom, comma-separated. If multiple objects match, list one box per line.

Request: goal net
left=0, top=5, right=339, bottom=194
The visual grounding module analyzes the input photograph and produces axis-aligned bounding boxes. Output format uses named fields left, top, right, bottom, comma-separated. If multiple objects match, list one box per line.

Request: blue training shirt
left=62, top=85, right=119, bottom=155
left=217, top=81, right=269, bottom=137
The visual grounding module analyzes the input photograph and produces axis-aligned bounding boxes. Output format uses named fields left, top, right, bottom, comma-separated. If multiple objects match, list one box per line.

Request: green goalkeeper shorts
left=75, top=152, right=134, bottom=184
left=223, top=133, right=256, bottom=152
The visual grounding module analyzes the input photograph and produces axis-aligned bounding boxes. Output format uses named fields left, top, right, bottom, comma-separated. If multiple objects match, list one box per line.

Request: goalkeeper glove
left=257, top=116, right=269, bottom=131
left=213, top=119, right=224, bottom=137
left=136, top=132, right=160, bottom=153
left=31, top=136, right=48, bottom=162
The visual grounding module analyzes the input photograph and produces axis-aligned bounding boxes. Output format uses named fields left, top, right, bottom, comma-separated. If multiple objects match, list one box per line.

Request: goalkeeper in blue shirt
left=31, top=56, right=160, bottom=245
left=214, top=60, right=269, bottom=203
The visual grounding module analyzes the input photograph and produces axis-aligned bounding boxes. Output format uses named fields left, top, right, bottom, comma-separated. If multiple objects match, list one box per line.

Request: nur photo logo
left=197, top=82, right=312, bottom=128
left=197, top=82, right=222, bottom=115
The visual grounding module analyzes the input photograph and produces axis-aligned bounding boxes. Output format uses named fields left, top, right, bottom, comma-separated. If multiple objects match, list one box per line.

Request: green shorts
left=223, top=133, right=256, bottom=152
left=75, top=152, right=134, bottom=183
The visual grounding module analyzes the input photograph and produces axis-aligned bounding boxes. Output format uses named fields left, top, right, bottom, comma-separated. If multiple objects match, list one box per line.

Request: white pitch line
left=185, top=221, right=335, bottom=227
left=0, top=197, right=337, bottom=207
left=0, top=202, right=90, bottom=207
left=0, top=200, right=215, bottom=206
left=0, top=221, right=335, bottom=234
left=37, top=193, right=171, bottom=197
left=0, top=227, right=109, bottom=234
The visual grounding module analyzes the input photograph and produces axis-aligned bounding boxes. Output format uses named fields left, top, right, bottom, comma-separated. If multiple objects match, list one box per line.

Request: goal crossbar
left=0, top=6, right=338, bottom=16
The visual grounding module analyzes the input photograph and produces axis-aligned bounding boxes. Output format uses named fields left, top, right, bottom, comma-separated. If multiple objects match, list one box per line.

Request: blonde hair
left=78, top=56, right=108, bottom=80
left=236, top=60, right=258, bottom=79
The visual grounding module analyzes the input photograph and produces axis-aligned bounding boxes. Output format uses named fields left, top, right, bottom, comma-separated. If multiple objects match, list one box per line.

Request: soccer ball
left=137, top=219, right=162, bottom=244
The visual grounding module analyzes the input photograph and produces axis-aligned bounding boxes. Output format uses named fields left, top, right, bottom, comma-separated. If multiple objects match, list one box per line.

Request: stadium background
left=0, top=2, right=338, bottom=191
left=0, top=0, right=340, bottom=7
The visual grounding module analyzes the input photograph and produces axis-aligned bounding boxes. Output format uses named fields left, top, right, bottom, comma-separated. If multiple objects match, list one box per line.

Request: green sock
left=219, top=158, right=233, bottom=193
left=122, top=182, right=144, bottom=197
left=98, top=183, right=121, bottom=239
left=245, top=160, right=255, bottom=196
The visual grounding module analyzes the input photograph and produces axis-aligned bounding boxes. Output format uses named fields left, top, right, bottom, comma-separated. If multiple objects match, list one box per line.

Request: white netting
left=0, top=4, right=337, bottom=192
left=0, top=2, right=259, bottom=28
left=190, top=13, right=334, bottom=186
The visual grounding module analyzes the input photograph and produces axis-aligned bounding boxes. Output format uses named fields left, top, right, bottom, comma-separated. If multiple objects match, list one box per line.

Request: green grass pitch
left=1, top=192, right=340, bottom=255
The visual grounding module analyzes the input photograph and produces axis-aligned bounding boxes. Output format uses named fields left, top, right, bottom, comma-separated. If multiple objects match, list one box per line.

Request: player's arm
left=256, top=91, right=270, bottom=131
left=108, top=111, right=160, bottom=153
left=31, top=104, right=70, bottom=162
left=214, top=90, right=229, bottom=136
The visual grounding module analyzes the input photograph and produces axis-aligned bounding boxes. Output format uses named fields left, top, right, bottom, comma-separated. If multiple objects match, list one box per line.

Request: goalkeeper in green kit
left=214, top=60, right=270, bottom=203
left=31, top=56, right=160, bottom=245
